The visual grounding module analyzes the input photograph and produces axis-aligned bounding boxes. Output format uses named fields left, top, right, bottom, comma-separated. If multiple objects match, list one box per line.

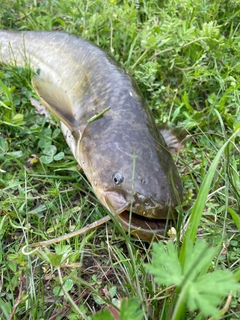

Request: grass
left=0, top=0, right=239, bottom=319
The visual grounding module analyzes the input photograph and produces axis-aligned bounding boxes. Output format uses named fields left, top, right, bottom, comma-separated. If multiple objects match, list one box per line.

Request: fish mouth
left=104, top=191, right=176, bottom=241
left=117, top=210, right=175, bottom=241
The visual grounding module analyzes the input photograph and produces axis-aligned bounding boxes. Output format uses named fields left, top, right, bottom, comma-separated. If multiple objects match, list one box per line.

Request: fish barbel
left=0, top=30, right=183, bottom=240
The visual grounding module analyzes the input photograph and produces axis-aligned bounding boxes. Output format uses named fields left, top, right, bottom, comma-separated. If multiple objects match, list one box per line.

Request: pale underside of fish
left=0, top=30, right=183, bottom=240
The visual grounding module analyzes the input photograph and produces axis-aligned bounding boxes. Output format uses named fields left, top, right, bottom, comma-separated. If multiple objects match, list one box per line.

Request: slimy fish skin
left=0, top=30, right=183, bottom=240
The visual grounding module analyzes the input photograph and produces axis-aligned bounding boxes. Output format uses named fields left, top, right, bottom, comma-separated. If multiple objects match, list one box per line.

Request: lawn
left=0, top=0, right=239, bottom=319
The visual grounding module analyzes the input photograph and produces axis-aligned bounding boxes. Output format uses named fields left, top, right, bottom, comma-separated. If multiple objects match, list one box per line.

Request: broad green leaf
left=53, top=285, right=64, bottom=297
left=47, top=252, right=64, bottom=267
left=0, top=137, right=8, bottom=153
left=38, top=138, right=51, bottom=149
left=183, top=240, right=215, bottom=279
left=55, top=244, right=71, bottom=255
left=68, top=313, right=85, bottom=320
left=52, top=128, right=61, bottom=138
left=12, top=113, right=24, bottom=123
left=93, top=308, right=115, bottom=320
left=109, top=286, right=117, bottom=299
left=93, top=295, right=106, bottom=305
left=43, top=145, right=57, bottom=156
left=63, top=278, right=74, bottom=291
left=188, top=271, right=239, bottom=317
left=120, top=298, right=143, bottom=320
left=41, top=127, right=52, bottom=137
left=7, top=151, right=23, bottom=158
left=40, top=155, right=53, bottom=164
left=53, top=151, right=65, bottom=161
left=146, top=239, right=240, bottom=319
left=145, top=241, right=182, bottom=286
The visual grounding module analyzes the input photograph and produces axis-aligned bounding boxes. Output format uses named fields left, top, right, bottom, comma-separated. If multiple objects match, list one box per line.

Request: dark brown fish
left=0, top=30, right=183, bottom=240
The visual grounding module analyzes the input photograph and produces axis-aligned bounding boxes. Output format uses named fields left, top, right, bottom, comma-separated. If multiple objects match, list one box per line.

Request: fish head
left=80, top=120, right=183, bottom=240
left=99, top=153, right=182, bottom=219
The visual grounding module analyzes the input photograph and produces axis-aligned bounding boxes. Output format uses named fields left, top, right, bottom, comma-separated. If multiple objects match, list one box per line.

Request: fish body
left=0, top=30, right=183, bottom=240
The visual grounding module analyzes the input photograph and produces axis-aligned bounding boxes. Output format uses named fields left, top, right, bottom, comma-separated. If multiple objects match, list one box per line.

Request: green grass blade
left=228, top=207, right=240, bottom=230
left=234, top=268, right=240, bottom=282
left=180, top=130, right=239, bottom=264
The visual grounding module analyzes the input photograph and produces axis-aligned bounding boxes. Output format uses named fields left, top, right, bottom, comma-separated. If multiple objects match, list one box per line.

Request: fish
left=0, top=30, right=183, bottom=241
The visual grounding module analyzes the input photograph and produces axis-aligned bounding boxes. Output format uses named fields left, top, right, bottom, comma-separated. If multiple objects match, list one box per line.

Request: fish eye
left=112, top=172, right=124, bottom=185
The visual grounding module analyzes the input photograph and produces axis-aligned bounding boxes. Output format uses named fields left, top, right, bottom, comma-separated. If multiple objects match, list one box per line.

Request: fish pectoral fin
left=159, top=125, right=186, bottom=154
left=32, top=75, right=77, bottom=131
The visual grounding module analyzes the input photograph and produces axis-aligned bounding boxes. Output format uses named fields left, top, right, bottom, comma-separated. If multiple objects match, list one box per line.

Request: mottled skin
left=0, top=30, right=183, bottom=240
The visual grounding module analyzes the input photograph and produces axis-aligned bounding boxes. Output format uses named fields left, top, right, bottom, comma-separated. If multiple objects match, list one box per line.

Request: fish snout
left=131, top=192, right=176, bottom=220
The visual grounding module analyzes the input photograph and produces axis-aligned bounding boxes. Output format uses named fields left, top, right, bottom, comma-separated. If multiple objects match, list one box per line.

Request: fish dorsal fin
left=32, top=75, right=81, bottom=132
